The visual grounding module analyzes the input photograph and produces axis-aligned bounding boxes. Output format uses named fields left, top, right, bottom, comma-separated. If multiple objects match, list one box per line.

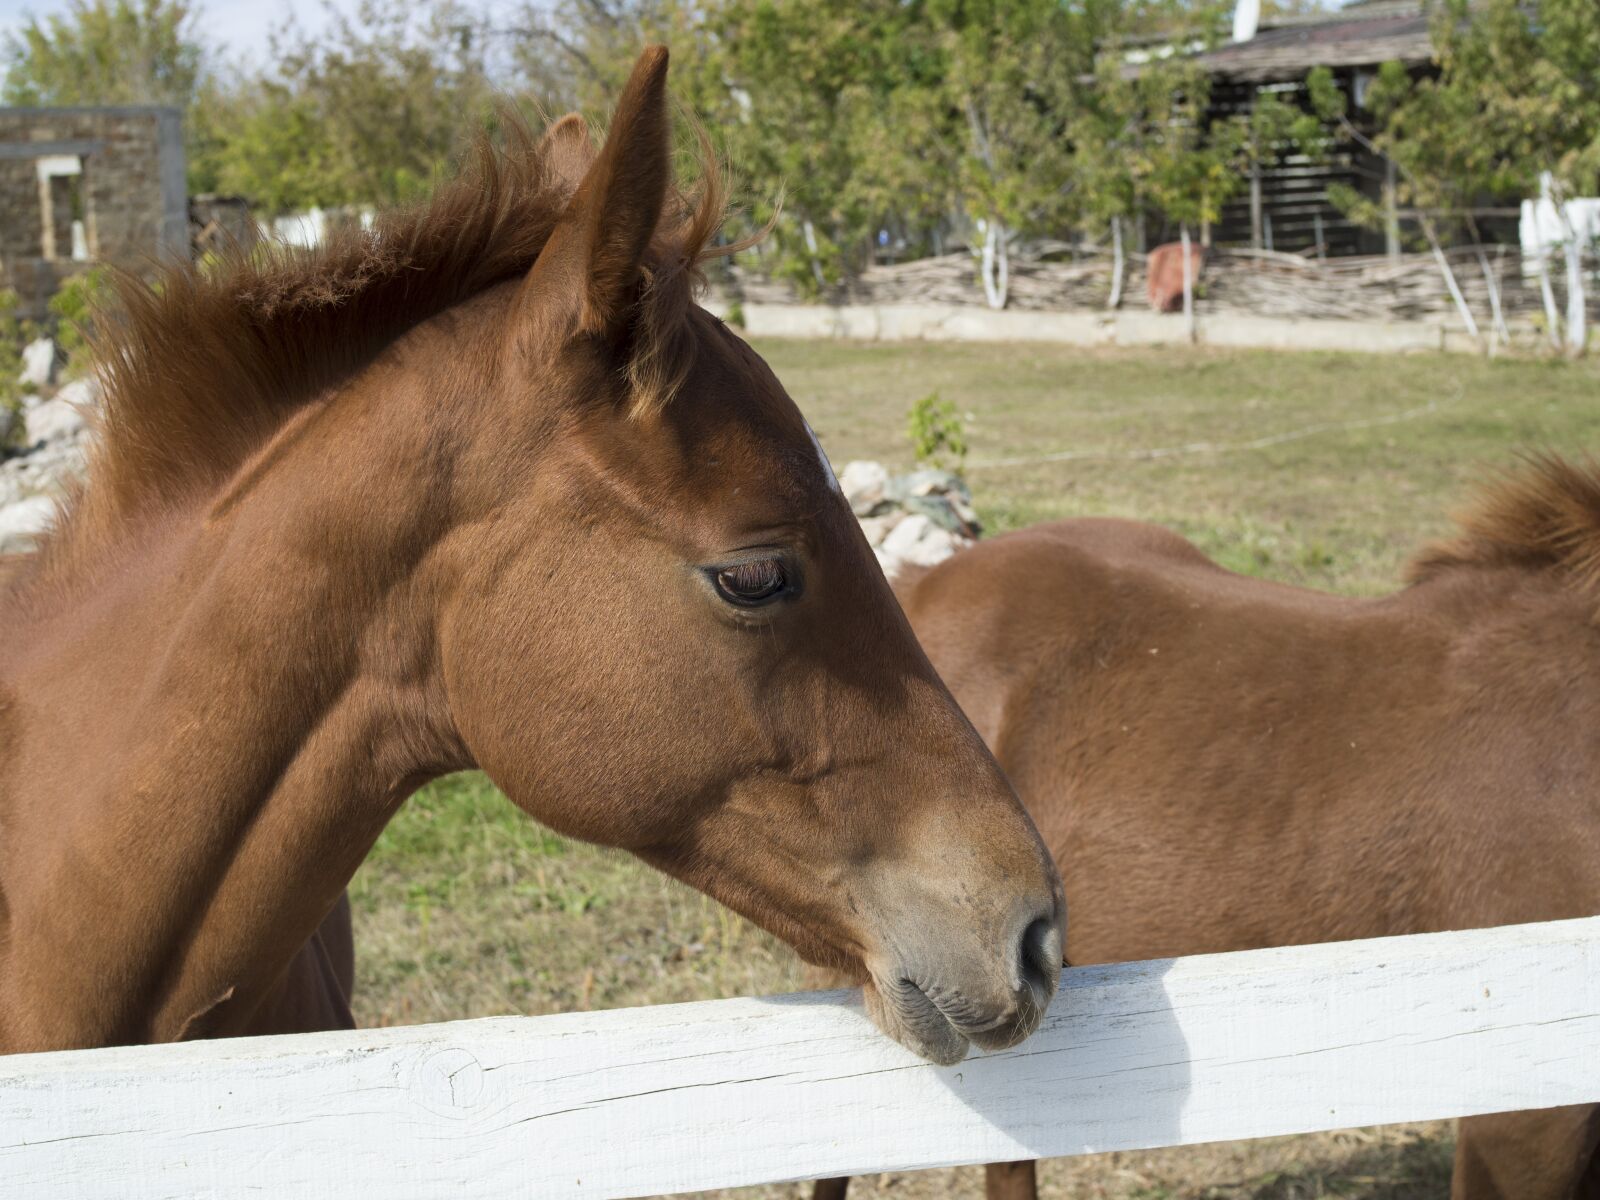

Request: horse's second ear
left=563, top=46, right=672, bottom=339
left=539, top=114, right=595, bottom=204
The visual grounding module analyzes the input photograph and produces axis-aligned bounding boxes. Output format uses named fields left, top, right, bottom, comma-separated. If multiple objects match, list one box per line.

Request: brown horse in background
left=0, top=48, right=1065, bottom=1065
left=820, top=455, right=1600, bottom=1200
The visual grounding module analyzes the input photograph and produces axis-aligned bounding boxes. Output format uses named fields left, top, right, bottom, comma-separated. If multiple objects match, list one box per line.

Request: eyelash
left=710, top=558, right=791, bottom=606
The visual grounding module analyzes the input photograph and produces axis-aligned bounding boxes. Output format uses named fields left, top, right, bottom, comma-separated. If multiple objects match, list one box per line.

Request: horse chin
left=863, top=976, right=972, bottom=1066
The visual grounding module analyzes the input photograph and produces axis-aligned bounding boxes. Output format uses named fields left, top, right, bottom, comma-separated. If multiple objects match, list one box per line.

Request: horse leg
left=1453, top=1105, right=1600, bottom=1199
left=238, top=892, right=357, bottom=1037
left=985, top=1160, right=1038, bottom=1200
left=317, top=891, right=356, bottom=1008
left=812, top=1178, right=850, bottom=1200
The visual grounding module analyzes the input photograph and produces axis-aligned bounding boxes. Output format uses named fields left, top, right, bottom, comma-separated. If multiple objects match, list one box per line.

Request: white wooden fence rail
left=4, top=916, right=1599, bottom=1199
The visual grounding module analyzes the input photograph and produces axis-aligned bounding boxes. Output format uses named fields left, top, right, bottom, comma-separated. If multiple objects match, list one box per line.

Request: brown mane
left=20, top=109, right=730, bottom=585
left=1408, top=452, right=1600, bottom=592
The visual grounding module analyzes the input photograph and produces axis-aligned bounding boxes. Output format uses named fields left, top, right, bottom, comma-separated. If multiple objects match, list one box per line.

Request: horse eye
left=713, top=558, right=788, bottom=606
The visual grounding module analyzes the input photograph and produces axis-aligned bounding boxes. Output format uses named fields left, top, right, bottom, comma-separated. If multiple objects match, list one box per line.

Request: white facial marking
left=804, top=420, right=843, bottom=496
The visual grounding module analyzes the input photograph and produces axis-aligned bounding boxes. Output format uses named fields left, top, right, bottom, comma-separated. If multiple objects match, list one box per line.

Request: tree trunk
left=1475, top=245, right=1510, bottom=352
left=980, top=220, right=1009, bottom=310
left=979, top=221, right=994, bottom=306
left=1249, top=162, right=1263, bottom=249
left=1558, top=204, right=1587, bottom=357
left=1108, top=216, right=1125, bottom=310
left=1383, top=159, right=1401, bottom=263
left=1536, top=244, right=1564, bottom=351
left=963, top=100, right=1007, bottom=311
left=996, top=223, right=1010, bottom=311
left=801, top=219, right=826, bottom=291
left=1180, top=222, right=1196, bottom=343
left=1423, top=219, right=1480, bottom=349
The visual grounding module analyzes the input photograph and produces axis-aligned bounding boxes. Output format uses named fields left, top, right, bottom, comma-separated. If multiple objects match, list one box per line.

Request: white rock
left=20, top=392, right=43, bottom=410
left=25, top=396, right=85, bottom=446
left=54, top=377, right=101, bottom=410
left=880, top=512, right=967, bottom=569
left=838, top=459, right=888, bottom=516
left=0, top=495, right=56, bottom=553
left=18, top=338, right=56, bottom=389
left=856, top=513, right=901, bottom=548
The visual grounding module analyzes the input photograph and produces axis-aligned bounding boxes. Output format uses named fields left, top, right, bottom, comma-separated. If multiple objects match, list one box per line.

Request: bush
left=0, top=290, right=31, bottom=450
left=906, top=390, right=969, bottom=471
left=48, top=267, right=108, bottom=379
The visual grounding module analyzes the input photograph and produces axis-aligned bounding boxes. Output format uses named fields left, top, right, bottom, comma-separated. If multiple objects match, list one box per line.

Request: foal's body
left=875, top=464, right=1600, bottom=1199
left=906, top=515, right=1600, bottom=968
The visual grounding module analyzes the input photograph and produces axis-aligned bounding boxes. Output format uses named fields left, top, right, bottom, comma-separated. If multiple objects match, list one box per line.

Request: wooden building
left=1192, top=0, right=1436, bottom=257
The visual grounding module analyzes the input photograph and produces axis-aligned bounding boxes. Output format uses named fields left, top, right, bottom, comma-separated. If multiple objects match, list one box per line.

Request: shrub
left=0, top=290, right=31, bottom=450
left=48, top=267, right=109, bottom=379
left=906, top=390, right=969, bottom=471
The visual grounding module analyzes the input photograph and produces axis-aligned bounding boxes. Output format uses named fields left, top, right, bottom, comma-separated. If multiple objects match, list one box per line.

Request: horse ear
left=538, top=113, right=595, bottom=203
left=534, top=46, right=671, bottom=342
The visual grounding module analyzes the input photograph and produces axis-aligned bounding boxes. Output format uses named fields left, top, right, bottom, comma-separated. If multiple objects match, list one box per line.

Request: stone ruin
left=0, top=105, right=188, bottom=320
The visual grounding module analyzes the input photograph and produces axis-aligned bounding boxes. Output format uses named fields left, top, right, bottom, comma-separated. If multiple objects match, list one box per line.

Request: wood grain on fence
left=4, top=916, right=1598, bottom=1199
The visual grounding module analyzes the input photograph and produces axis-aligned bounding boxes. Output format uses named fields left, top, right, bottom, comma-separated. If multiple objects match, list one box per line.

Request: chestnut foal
left=820, top=455, right=1600, bottom=1199
left=0, top=49, right=1063, bottom=1066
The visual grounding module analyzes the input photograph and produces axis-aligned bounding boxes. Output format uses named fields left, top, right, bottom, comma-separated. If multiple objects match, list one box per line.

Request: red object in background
left=1146, top=241, right=1205, bottom=313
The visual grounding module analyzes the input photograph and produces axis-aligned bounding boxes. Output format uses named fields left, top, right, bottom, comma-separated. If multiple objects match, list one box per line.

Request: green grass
left=350, top=342, right=1600, bottom=1198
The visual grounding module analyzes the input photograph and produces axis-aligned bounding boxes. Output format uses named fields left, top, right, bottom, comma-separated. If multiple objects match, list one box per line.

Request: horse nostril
left=1015, top=913, right=1062, bottom=1001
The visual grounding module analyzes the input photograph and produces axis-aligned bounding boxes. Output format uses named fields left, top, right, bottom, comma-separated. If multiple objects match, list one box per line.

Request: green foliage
left=1068, top=19, right=1243, bottom=244
left=1320, top=0, right=1600, bottom=252
left=8, top=0, right=1598, bottom=314
left=188, top=0, right=500, bottom=213
left=915, top=0, right=1108, bottom=247
left=0, top=290, right=29, bottom=448
left=48, top=268, right=108, bottom=380
left=906, top=390, right=968, bottom=470
left=685, top=0, right=913, bottom=294
left=723, top=299, right=746, bottom=329
left=1, top=0, right=201, bottom=108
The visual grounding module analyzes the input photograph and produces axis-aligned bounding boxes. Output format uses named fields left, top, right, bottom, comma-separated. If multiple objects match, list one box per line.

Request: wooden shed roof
left=1193, top=3, right=1435, bottom=82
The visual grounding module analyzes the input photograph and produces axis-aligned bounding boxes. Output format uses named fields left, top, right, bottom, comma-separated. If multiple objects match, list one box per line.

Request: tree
left=908, top=0, right=1112, bottom=309
left=500, top=0, right=700, bottom=115
left=684, top=0, right=909, bottom=295
left=1068, top=54, right=1169, bottom=310
left=1, top=0, right=202, bottom=110
left=1326, top=1, right=1600, bottom=355
left=1458, top=0, right=1600, bottom=355
left=190, top=0, right=498, bottom=213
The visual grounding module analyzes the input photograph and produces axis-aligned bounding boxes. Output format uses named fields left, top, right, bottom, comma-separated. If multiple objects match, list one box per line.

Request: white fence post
left=3, top=916, right=1599, bottom=1199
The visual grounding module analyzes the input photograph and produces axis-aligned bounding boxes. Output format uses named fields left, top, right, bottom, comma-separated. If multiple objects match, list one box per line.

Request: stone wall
left=0, top=106, right=186, bottom=319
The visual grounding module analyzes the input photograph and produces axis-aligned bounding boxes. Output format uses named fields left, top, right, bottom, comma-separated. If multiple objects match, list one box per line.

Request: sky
left=0, top=0, right=349, bottom=62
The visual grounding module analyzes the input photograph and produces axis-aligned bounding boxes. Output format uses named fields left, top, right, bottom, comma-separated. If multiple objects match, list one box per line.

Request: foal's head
left=433, top=49, right=1062, bottom=1062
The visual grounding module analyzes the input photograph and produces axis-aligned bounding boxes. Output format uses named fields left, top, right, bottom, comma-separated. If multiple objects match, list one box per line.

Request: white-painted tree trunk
left=1425, top=225, right=1480, bottom=348
left=1559, top=205, right=1588, bottom=357
left=4, top=918, right=1600, bottom=1199
left=980, top=220, right=1009, bottom=311
left=1475, top=245, right=1510, bottom=352
left=1180, top=222, right=1196, bottom=343
left=1536, top=244, right=1564, bottom=351
left=1108, top=216, right=1125, bottom=310
left=801, top=219, right=826, bottom=291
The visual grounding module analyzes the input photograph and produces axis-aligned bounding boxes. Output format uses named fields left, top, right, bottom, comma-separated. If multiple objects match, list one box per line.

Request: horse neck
left=0, top=354, right=473, bottom=1052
